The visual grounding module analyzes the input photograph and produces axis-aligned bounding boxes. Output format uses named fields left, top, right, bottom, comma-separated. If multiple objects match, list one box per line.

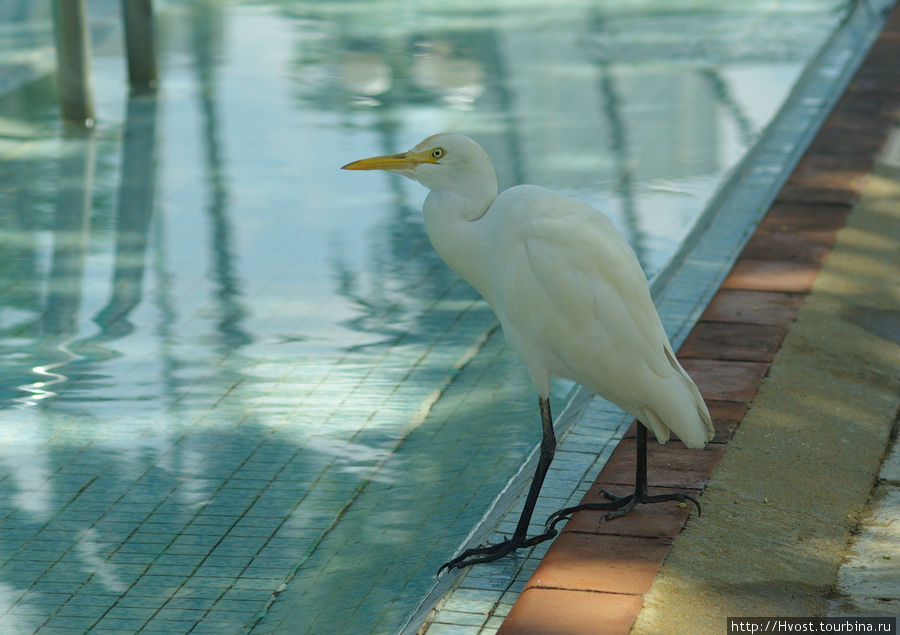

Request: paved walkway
left=497, top=5, right=900, bottom=633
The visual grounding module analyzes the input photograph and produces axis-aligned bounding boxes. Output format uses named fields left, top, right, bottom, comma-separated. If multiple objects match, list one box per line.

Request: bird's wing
left=487, top=186, right=668, bottom=372
left=483, top=186, right=713, bottom=447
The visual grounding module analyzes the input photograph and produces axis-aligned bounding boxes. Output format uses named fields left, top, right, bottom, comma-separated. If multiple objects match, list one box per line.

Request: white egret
left=343, top=134, right=714, bottom=571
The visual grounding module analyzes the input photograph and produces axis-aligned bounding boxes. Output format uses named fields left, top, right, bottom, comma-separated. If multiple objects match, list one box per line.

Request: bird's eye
left=431, top=148, right=445, bottom=160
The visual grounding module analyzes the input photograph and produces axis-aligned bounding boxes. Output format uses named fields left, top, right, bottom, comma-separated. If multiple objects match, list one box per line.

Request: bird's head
left=342, top=133, right=497, bottom=197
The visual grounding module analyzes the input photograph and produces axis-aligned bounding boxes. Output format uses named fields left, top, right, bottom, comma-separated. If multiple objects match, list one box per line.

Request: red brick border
left=499, top=6, right=900, bottom=633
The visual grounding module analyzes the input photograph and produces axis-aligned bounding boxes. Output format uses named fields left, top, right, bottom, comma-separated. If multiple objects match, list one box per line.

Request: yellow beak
left=342, top=149, right=436, bottom=171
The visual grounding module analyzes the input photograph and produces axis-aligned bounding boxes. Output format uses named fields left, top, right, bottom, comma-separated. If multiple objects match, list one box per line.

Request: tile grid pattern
left=496, top=4, right=900, bottom=633
left=0, top=290, right=532, bottom=633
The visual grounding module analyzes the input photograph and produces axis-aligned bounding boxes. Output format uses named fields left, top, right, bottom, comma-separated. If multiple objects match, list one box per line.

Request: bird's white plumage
left=344, top=133, right=714, bottom=449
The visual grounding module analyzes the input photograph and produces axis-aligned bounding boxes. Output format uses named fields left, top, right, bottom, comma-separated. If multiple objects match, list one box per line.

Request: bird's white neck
left=422, top=185, right=496, bottom=293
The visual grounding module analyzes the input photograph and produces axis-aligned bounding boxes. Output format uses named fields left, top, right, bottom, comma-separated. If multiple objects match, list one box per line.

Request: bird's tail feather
left=643, top=346, right=715, bottom=449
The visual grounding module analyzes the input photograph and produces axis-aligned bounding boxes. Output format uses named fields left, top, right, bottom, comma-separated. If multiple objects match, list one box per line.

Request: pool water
left=0, top=0, right=869, bottom=632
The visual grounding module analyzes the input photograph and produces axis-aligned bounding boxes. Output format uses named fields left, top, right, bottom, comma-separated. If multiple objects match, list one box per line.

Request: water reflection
left=43, top=131, right=93, bottom=338
left=93, top=92, right=156, bottom=339
left=189, top=1, right=252, bottom=353
left=9, top=129, right=94, bottom=407
left=318, top=2, right=752, bottom=279
left=0, top=1, right=852, bottom=633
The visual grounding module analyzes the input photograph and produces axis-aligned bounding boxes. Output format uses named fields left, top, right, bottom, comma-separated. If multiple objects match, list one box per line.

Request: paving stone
left=526, top=533, right=671, bottom=595
left=678, top=359, right=769, bottom=402
left=597, top=436, right=724, bottom=491
left=721, top=259, right=822, bottom=293
left=679, top=321, right=788, bottom=362
left=776, top=181, right=864, bottom=206
left=741, top=228, right=840, bottom=263
left=705, top=400, right=747, bottom=443
left=562, top=485, right=698, bottom=538
left=811, top=126, right=890, bottom=157
left=700, top=289, right=805, bottom=325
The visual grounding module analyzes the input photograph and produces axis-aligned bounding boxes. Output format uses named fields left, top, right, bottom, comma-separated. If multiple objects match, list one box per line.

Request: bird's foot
left=544, top=489, right=701, bottom=534
left=438, top=529, right=558, bottom=575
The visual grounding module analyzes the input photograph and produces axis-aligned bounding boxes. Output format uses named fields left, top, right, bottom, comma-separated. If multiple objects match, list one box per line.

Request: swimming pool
left=0, top=1, right=891, bottom=632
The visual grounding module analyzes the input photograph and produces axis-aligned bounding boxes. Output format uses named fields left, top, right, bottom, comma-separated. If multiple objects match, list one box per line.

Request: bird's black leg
left=543, top=423, right=701, bottom=534
left=438, top=397, right=560, bottom=574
